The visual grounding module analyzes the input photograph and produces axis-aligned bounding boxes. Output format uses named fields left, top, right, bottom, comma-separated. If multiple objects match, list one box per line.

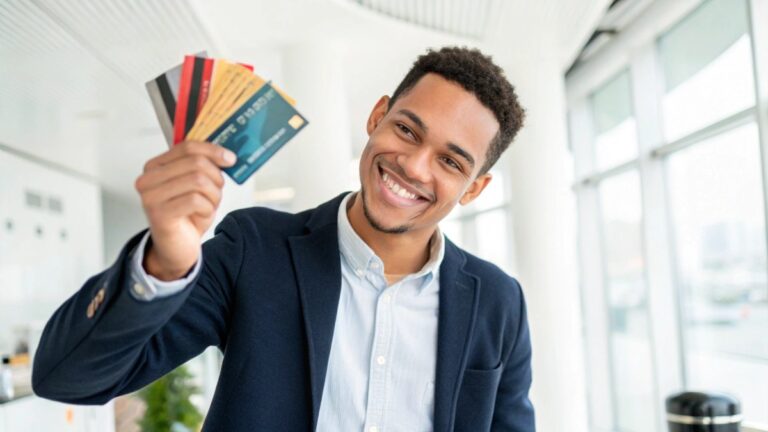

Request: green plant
left=137, top=365, right=203, bottom=432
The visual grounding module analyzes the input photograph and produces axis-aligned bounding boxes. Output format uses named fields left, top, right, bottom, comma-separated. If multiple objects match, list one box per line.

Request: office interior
left=0, top=0, right=767, bottom=431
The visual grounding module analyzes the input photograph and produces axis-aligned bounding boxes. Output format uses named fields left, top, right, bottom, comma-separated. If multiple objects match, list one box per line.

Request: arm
left=491, top=280, right=536, bottom=431
left=130, top=230, right=202, bottom=301
left=32, top=213, right=244, bottom=404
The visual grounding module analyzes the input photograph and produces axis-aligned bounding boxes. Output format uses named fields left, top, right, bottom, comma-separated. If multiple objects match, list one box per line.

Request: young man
left=33, top=47, right=534, bottom=431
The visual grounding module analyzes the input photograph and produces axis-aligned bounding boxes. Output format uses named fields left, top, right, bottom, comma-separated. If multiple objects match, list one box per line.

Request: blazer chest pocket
left=454, top=362, right=504, bottom=432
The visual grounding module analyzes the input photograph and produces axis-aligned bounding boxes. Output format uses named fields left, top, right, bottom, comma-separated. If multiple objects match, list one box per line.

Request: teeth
left=381, top=170, right=418, bottom=200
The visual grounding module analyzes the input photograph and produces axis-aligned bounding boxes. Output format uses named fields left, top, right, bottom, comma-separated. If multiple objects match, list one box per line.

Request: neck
left=347, top=191, right=434, bottom=275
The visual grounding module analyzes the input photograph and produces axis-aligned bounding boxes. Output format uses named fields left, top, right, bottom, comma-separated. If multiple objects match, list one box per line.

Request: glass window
left=590, top=70, right=638, bottom=170
left=598, top=170, right=657, bottom=431
left=658, top=0, right=756, bottom=142
left=666, top=122, right=768, bottom=423
left=442, top=170, right=512, bottom=272
left=571, top=0, right=767, bottom=428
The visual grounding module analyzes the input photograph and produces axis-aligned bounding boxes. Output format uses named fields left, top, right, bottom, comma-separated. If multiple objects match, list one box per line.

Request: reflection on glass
left=598, top=170, right=657, bottom=432
left=666, top=122, right=768, bottom=423
left=590, top=70, right=638, bottom=170
left=658, top=0, right=755, bottom=142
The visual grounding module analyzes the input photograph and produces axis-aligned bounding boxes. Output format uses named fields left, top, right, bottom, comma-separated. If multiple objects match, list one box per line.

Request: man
left=33, top=47, right=534, bottom=431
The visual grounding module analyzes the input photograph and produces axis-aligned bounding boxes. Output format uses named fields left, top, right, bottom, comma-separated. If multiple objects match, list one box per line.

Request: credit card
left=206, top=82, right=308, bottom=184
left=145, top=51, right=206, bottom=146
left=190, top=64, right=264, bottom=140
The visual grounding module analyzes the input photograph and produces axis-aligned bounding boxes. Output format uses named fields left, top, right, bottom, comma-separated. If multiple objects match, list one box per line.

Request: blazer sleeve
left=491, top=279, right=536, bottom=431
left=32, top=213, right=245, bottom=405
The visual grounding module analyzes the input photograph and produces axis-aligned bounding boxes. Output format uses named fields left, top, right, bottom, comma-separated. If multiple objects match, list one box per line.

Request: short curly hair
left=389, top=46, right=525, bottom=175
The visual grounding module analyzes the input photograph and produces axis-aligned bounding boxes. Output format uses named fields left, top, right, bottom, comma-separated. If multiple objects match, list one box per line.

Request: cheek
left=434, top=178, right=467, bottom=209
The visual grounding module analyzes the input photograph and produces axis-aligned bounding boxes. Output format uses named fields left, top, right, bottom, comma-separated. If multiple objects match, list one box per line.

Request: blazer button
left=95, top=287, right=106, bottom=303
left=132, top=283, right=146, bottom=297
left=86, top=299, right=96, bottom=319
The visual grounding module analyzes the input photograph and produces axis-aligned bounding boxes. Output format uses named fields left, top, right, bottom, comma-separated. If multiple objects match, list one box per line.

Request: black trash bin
left=666, top=391, right=741, bottom=432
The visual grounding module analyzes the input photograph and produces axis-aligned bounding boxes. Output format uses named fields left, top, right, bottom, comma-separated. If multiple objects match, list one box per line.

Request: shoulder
left=447, top=239, right=525, bottom=307
left=226, top=205, right=311, bottom=236
left=218, top=193, right=347, bottom=240
left=222, top=192, right=349, bottom=236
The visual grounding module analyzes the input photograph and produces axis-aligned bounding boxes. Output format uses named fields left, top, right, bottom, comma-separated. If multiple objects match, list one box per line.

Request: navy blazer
left=33, top=193, right=535, bottom=431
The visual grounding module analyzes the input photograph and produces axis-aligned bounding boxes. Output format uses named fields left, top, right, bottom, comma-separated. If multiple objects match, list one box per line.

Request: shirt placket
left=363, top=274, right=398, bottom=432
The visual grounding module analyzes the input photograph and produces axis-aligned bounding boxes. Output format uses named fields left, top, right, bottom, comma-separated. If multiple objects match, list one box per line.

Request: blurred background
left=0, top=0, right=766, bottom=431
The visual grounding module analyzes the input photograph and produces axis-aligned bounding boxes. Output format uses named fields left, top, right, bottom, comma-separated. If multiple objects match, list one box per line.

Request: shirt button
left=369, top=426, right=379, bottom=432
left=370, top=262, right=380, bottom=270
left=376, top=355, right=386, bottom=365
left=382, top=293, right=391, bottom=304
left=132, top=283, right=146, bottom=296
left=355, top=269, right=364, bottom=277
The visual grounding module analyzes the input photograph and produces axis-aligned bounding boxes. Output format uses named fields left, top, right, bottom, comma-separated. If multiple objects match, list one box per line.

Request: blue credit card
left=206, top=82, right=308, bottom=184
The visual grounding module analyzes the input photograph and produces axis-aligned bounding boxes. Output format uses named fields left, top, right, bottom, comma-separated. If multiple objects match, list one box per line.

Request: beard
left=359, top=187, right=411, bottom=234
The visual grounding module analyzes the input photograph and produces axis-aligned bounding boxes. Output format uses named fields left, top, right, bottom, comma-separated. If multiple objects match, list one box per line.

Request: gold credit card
left=148, top=54, right=300, bottom=145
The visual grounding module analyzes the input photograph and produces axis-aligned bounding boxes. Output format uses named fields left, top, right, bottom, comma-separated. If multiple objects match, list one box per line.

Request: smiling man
left=33, top=47, right=534, bottom=431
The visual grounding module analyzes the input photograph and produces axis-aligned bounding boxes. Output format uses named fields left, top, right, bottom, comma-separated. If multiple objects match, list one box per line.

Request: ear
left=459, top=172, right=493, bottom=206
left=366, top=95, right=390, bottom=136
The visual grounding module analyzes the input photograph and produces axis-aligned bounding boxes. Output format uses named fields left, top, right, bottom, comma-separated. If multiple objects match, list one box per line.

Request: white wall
left=497, top=50, right=590, bottom=431
left=101, top=191, right=146, bottom=264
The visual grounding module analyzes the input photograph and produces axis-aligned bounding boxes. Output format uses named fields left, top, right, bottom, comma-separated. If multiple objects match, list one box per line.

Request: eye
left=440, top=156, right=462, bottom=172
left=396, top=123, right=415, bottom=139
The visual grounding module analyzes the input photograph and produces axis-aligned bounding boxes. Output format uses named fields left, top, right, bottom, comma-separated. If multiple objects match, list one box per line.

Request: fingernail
left=222, top=150, right=237, bottom=165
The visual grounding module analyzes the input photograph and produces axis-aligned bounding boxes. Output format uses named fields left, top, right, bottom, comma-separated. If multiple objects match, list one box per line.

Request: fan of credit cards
left=146, top=53, right=308, bottom=184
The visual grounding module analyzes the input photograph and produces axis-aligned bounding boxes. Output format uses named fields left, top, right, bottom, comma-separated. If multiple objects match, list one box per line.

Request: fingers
left=162, top=192, right=216, bottom=220
left=136, top=141, right=234, bottom=237
left=141, top=171, right=222, bottom=213
left=144, top=141, right=236, bottom=173
left=136, top=154, right=225, bottom=192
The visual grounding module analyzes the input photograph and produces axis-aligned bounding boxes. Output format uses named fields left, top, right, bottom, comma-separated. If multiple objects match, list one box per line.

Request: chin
left=360, top=187, right=412, bottom=234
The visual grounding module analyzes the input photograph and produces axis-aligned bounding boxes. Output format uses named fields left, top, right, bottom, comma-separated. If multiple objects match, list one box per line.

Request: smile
left=382, top=171, right=419, bottom=200
left=376, top=165, right=431, bottom=208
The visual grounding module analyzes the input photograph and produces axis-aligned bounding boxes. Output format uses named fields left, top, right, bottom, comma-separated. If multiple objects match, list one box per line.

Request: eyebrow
left=398, top=109, right=428, bottom=133
left=397, top=109, right=476, bottom=170
left=447, top=142, right=475, bottom=169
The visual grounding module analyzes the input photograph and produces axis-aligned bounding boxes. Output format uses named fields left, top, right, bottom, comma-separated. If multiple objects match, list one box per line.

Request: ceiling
left=0, top=0, right=608, bottom=201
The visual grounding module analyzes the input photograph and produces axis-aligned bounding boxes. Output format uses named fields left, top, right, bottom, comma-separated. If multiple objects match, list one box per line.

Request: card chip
left=288, top=114, right=305, bottom=129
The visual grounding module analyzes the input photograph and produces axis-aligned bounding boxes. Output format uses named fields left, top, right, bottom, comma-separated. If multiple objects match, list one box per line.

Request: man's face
left=358, top=73, right=499, bottom=235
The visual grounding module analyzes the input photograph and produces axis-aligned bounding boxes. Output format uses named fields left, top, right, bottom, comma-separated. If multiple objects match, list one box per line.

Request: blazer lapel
left=288, top=194, right=347, bottom=430
left=434, top=241, right=480, bottom=432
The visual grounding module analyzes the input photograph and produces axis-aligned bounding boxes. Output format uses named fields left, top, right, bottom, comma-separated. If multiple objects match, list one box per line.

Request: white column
left=500, top=52, right=590, bottom=432
left=277, top=43, right=355, bottom=212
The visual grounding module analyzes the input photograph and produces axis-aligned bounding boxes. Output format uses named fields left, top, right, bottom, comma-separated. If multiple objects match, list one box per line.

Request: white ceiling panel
left=350, top=0, right=501, bottom=39
left=32, top=0, right=218, bottom=85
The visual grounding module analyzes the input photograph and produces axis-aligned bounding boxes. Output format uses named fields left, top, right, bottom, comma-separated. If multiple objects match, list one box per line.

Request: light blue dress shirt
left=130, top=192, right=445, bottom=432
left=316, top=193, right=444, bottom=432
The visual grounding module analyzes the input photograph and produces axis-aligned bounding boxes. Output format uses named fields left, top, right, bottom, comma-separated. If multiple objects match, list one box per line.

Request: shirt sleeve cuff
left=128, top=231, right=202, bottom=301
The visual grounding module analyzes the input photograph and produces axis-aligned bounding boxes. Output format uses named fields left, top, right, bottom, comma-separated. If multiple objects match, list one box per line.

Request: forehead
left=389, top=73, right=499, bottom=162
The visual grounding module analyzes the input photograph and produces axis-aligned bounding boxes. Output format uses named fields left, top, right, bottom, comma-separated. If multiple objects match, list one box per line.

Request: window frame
left=566, top=0, right=768, bottom=430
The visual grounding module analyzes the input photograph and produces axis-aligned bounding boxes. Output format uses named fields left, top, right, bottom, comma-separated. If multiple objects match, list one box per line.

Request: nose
left=396, top=147, right=432, bottom=185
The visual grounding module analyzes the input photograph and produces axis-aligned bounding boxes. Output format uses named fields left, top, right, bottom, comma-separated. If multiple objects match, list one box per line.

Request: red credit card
left=172, top=56, right=254, bottom=145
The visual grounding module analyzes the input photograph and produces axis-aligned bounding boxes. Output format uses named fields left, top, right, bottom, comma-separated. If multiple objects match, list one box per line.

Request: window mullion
left=748, top=0, right=768, bottom=290
left=631, top=42, right=682, bottom=432
left=576, top=185, right=616, bottom=431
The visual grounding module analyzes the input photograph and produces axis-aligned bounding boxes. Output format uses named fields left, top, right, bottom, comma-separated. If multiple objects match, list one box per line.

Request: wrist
left=143, top=242, right=196, bottom=281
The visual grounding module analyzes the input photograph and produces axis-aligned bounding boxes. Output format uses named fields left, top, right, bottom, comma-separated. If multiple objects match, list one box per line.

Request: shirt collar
left=337, top=192, right=445, bottom=288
